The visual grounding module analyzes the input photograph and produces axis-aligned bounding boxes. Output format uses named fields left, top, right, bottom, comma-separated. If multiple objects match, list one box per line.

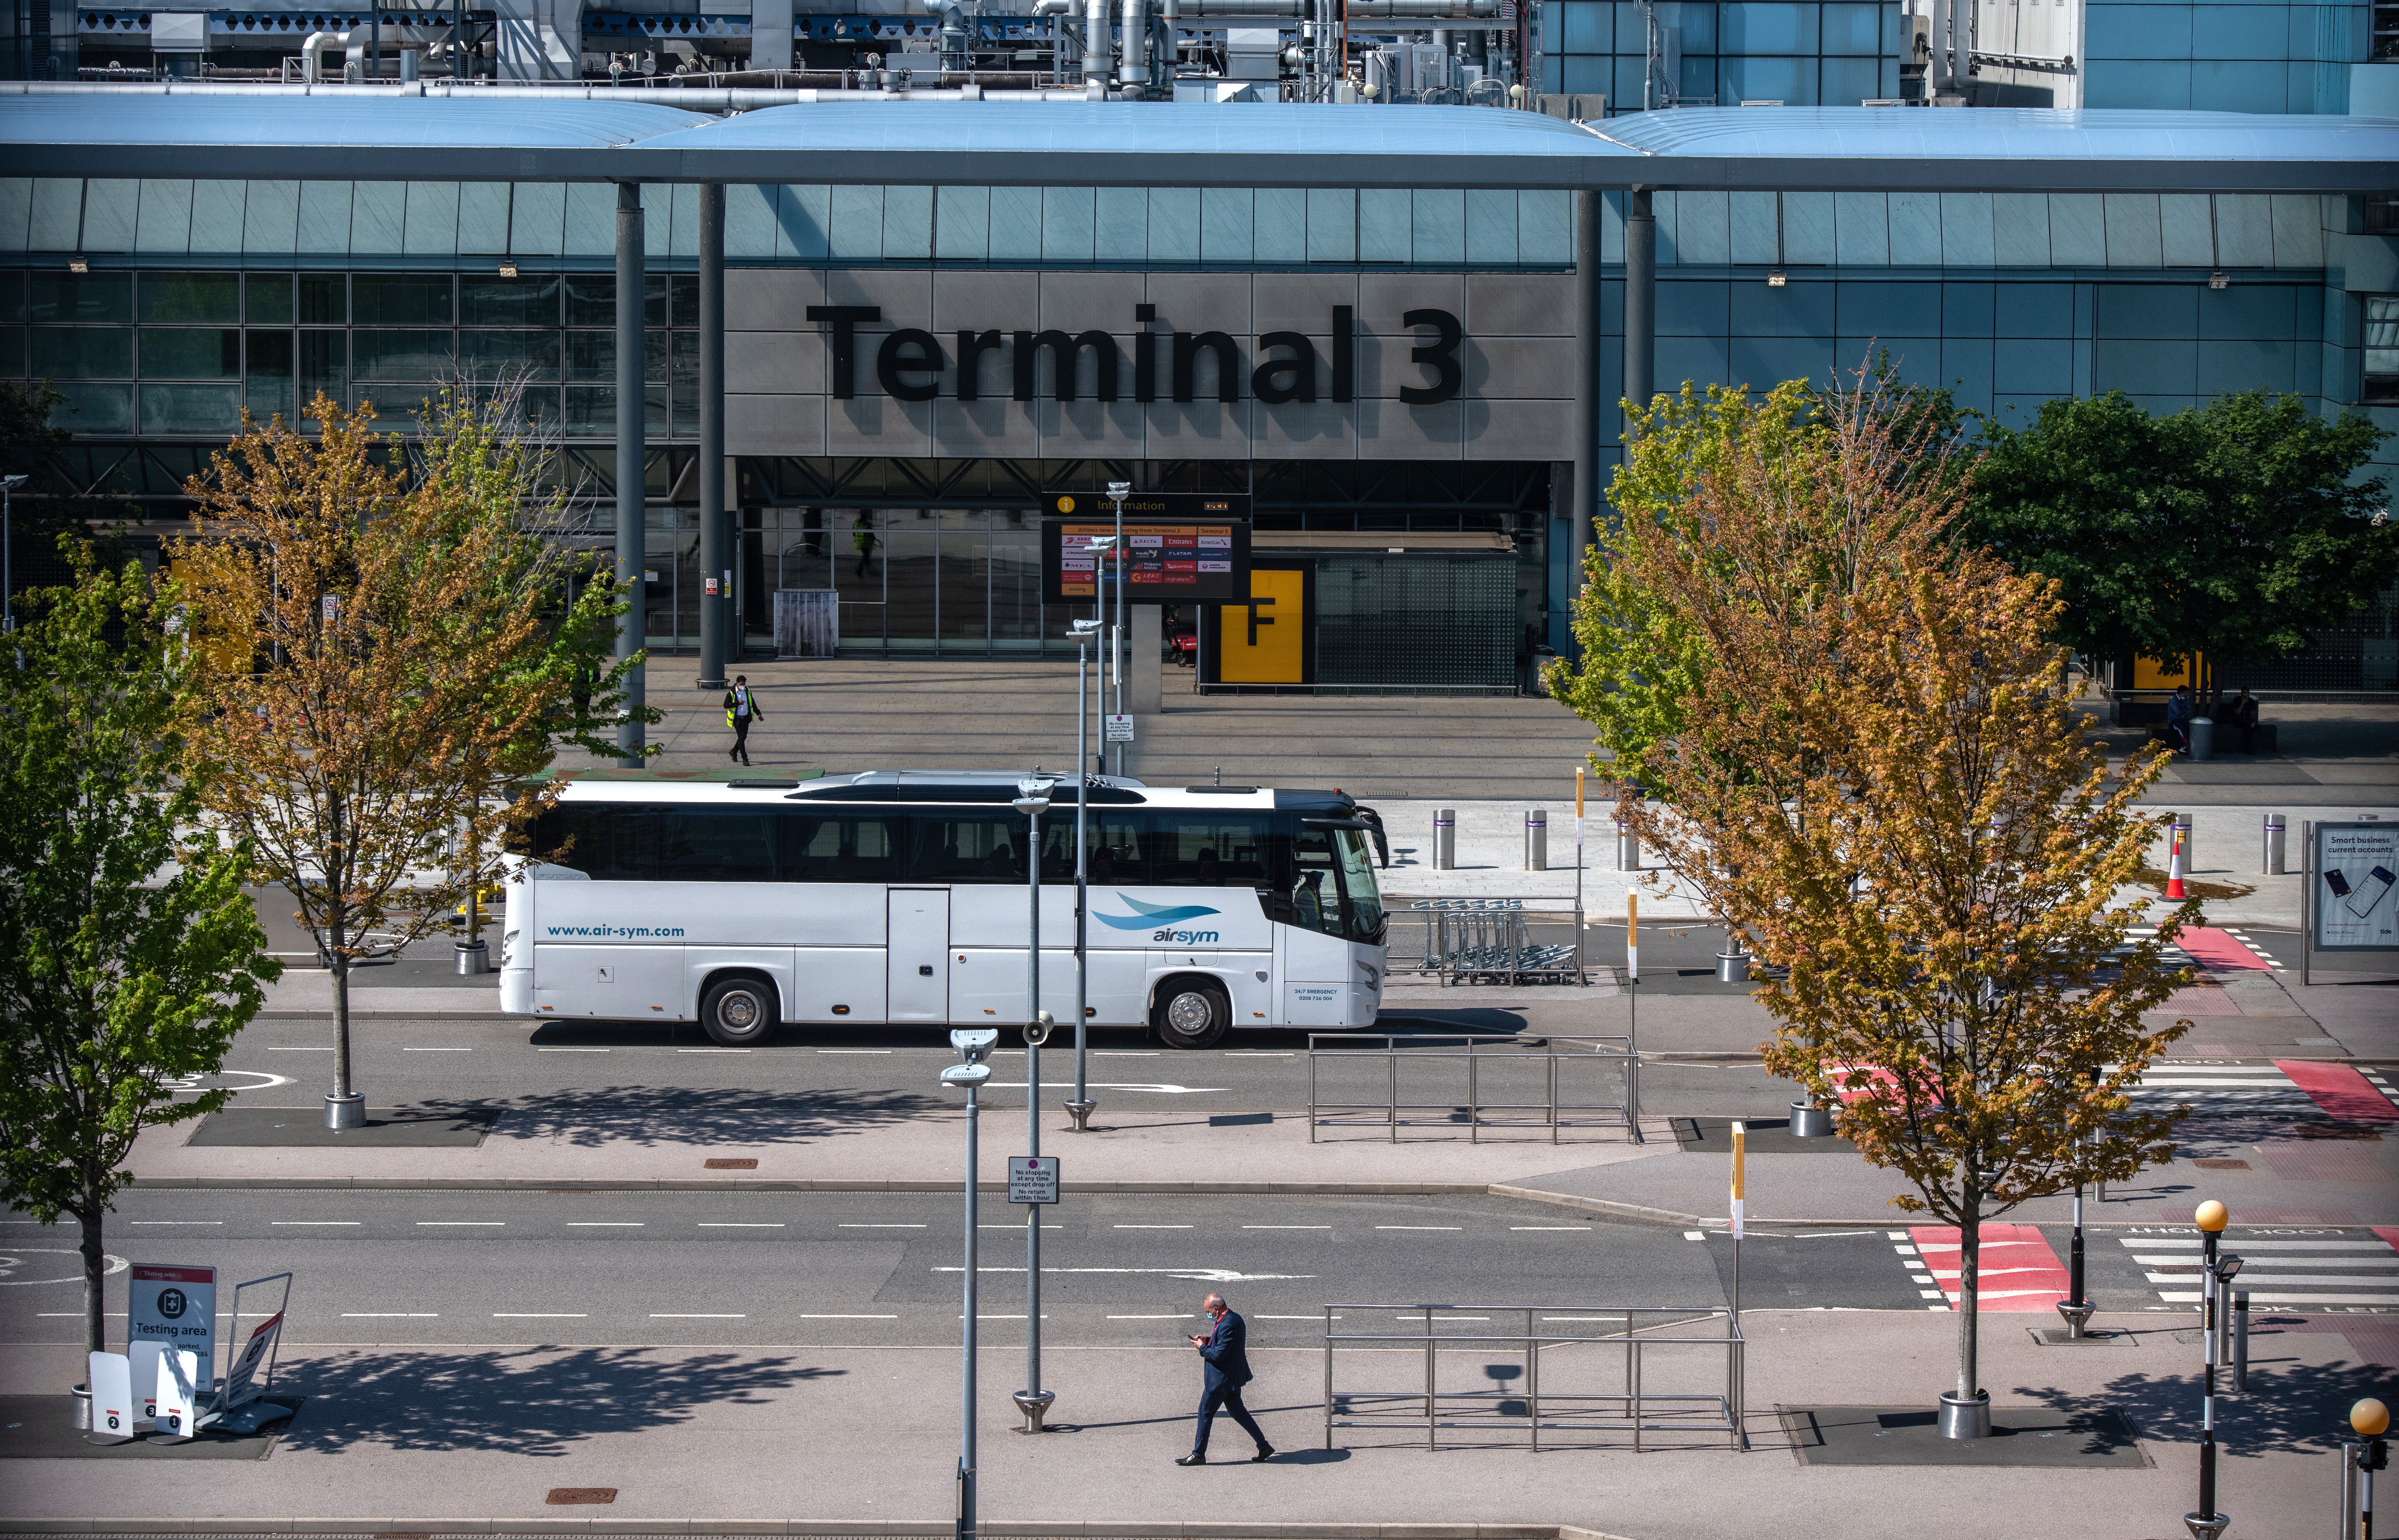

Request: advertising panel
left=2314, top=821, right=2399, bottom=952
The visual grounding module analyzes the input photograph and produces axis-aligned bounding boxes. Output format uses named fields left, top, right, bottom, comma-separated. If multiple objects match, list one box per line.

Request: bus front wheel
left=1152, top=978, right=1230, bottom=1050
left=700, top=974, right=779, bottom=1046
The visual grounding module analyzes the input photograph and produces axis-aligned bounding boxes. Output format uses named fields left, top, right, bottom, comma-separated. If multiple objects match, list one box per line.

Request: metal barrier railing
left=1385, top=897, right=1586, bottom=984
left=1306, top=1033, right=1639, bottom=1144
left=1321, top=1302, right=1747, bottom=1452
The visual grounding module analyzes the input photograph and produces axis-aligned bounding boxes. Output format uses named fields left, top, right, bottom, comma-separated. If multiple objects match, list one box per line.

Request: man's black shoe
left=1176, top=1454, right=1207, bottom=1466
left=1252, top=1445, right=1275, bottom=1463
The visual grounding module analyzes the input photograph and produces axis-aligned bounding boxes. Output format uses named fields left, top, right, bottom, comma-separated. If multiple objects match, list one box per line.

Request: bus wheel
left=1152, top=978, right=1230, bottom=1050
left=700, top=975, right=778, bottom=1046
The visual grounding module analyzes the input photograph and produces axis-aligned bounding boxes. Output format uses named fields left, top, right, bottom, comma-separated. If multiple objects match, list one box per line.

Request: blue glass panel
left=140, top=382, right=241, bottom=435
left=1540, top=53, right=1562, bottom=92
left=511, top=182, right=567, bottom=258
left=146, top=183, right=202, bottom=256
left=29, top=179, right=82, bottom=252
left=1563, top=1, right=1609, bottom=52
left=57, top=381, right=133, bottom=432
left=1888, top=193, right=1940, bottom=266
left=2198, top=284, right=2296, bottom=341
left=1731, top=332, right=1835, bottom=390
left=1819, top=56, right=1878, bottom=104
left=2095, top=338, right=2198, bottom=395
left=1679, top=0, right=1717, bottom=51
left=778, top=186, right=831, bottom=262
left=1835, top=281, right=1939, bottom=337
left=2197, top=337, right=2296, bottom=392
left=296, top=182, right=353, bottom=256
left=351, top=182, right=405, bottom=255
left=1783, top=191, right=1833, bottom=266
left=1359, top=189, right=1410, bottom=264
left=2191, top=4, right=2282, bottom=58
left=403, top=182, right=459, bottom=256
left=1720, top=57, right=1804, bottom=104
left=2102, top=194, right=2162, bottom=268
left=456, top=183, right=510, bottom=255
left=83, top=181, right=138, bottom=253
left=2190, top=57, right=2285, bottom=112
left=1678, top=191, right=1730, bottom=265
left=1732, top=279, right=1833, bottom=339
left=723, top=185, right=778, bottom=260
left=1411, top=189, right=1464, bottom=267
left=1832, top=192, right=1887, bottom=266
left=0, top=178, right=29, bottom=253
left=1306, top=189, right=1354, bottom=263
left=1520, top=191, right=1571, bottom=265
left=2086, top=2, right=2190, bottom=58
left=2048, top=195, right=2105, bottom=267
left=669, top=183, right=700, bottom=260
left=1043, top=187, right=1096, bottom=262
left=1615, top=56, right=1649, bottom=111
left=1095, top=187, right=1148, bottom=261
left=1822, top=2, right=1880, bottom=54
left=2269, top=196, right=2320, bottom=267
left=2084, top=60, right=2190, bottom=108
left=1463, top=190, right=1515, bottom=265
left=1200, top=187, right=1252, bottom=266
left=1940, top=337, right=1994, bottom=411
left=2158, top=194, right=2212, bottom=268
left=2096, top=285, right=2196, bottom=340
left=1150, top=186, right=1200, bottom=264
left=1940, top=193, right=1993, bottom=268
left=1992, top=194, right=2049, bottom=268
left=1721, top=2, right=1811, bottom=52
left=1656, top=333, right=1732, bottom=392
left=188, top=180, right=245, bottom=256
left=936, top=186, right=991, bottom=261
left=641, top=182, right=672, bottom=259
left=1254, top=188, right=1304, bottom=264
left=1994, top=338, right=2073, bottom=395
left=1562, top=56, right=1610, bottom=93
left=830, top=185, right=884, bottom=262
left=562, top=183, right=614, bottom=258
left=884, top=185, right=934, bottom=260
left=990, top=186, right=1042, bottom=262
left=1729, top=191, right=1777, bottom=266
left=2214, top=194, right=2272, bottom=268
left=1659, top=279, right=1729, bottom=337
left=1678, top=55, right=1716, bottom=102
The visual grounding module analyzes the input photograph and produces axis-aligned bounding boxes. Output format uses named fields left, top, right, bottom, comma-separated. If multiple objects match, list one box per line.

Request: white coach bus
left=498, top=770, right=1388, bottom=1047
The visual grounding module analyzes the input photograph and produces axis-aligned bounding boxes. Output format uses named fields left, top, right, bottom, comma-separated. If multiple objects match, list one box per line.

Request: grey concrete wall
left=725, top=268, right=1577, bottom=462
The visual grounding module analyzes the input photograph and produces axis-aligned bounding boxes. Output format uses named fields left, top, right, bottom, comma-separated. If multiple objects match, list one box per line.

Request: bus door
left=887, top=888, right=951, bottom=1021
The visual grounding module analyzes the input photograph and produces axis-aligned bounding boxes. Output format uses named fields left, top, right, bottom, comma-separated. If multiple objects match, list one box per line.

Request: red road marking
left=2175, top=925, right=2273, bottom=972
left=1907, top=1224, right=2071, bottom=1312
left=2273, top=1059, right=2399, bottom=1122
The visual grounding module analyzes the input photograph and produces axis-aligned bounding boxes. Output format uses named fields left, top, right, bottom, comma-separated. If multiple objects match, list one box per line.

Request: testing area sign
left=2316, top=821, right=2399, bottom=951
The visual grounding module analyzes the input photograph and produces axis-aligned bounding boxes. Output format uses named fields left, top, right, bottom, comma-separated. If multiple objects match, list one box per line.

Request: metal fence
left=1306, top=1033, right=1639, bottom=1143
left=1321, top=1302, right=1747, bottom=1452
left=1387, top=897, right=1585, bottom=984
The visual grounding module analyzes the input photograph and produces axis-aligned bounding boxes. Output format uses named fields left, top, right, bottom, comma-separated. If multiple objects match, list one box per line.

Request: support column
left=1571, top=187, right=1602, bottom=590
left=1623, top=187, right=1655, bottom=422
left=697, top=182, right=728, bottom=693
left=615, top=182, right=647, bottom=768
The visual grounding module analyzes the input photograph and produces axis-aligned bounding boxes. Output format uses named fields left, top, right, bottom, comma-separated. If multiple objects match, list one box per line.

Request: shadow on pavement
left=2012, top=1338, right=2387, bottom=1458
left=420, top=1086, right=946, bottom=1148
left=274, top=1347, right=836, bottom=1457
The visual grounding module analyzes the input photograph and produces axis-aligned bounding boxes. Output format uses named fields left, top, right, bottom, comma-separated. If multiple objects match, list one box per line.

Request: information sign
left=2314, top=821, right=2399, bottom=952
left=1008, top=1155, right=1061, bottom=1205
left=219, top=1311, right=286, bottom=1410
left=1104, top=714, right=1135, bottom=743
left=1042, top=512, right=1251, bottom=605
left=129, top=1264, right=215, bottom=1389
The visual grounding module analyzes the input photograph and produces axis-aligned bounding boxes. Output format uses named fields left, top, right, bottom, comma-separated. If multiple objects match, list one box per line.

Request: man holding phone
left=1177, top=1292, right=1273, bottom=1466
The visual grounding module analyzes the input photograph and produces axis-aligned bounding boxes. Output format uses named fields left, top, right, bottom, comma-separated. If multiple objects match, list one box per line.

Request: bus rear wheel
left=700, top=975, right=778, bottom=1046
left=1152, top=978, right=1230, bottom=1050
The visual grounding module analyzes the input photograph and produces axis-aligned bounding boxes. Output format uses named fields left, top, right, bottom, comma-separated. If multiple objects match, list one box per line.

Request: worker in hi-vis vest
left=723, top=675, right=763, bottom=766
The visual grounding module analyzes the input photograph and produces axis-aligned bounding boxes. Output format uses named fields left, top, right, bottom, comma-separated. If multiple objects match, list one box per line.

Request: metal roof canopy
left=6, top=96, right=2396, bottom=193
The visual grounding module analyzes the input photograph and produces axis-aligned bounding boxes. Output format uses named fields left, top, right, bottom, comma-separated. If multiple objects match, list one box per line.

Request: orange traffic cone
left=2164, top=817, right=2189, bottom=900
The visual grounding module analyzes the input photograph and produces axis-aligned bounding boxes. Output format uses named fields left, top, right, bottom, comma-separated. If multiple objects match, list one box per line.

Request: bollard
left=1433, top=809, right=1455, bottom=871
left=1615, top=787, right=1641, bottom=872
left=2230, top=1291, right=2248, bottom=1392
left=2263, top=812, right=2285, bottom=875
left=1525, top=808, right=1547, bottom=871
left=2189, top=713, right=2215, bottom=763
left=2343, top=1399, right=2391, bottom=1540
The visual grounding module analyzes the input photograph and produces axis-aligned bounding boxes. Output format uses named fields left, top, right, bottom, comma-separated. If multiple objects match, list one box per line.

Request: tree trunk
left=77, top=1174, right=106, bottom=1358
left=1955, top=1187, right=1981, bottom=1403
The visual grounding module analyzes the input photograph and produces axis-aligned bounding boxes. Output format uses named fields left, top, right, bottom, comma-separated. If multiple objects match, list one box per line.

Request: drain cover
left=546, top=1488, right=617, bottom=1505
left=704, top=1157, right=759, bottom=1170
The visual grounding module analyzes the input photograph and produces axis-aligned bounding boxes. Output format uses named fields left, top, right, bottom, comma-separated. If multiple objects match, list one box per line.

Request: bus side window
left=661, top=809, right=778, bottom=881
left=781, top=811, right=901, bottom=882
left=907, top=812, right=1024, bottom=883
left=535, top=804, right=662, bottom=880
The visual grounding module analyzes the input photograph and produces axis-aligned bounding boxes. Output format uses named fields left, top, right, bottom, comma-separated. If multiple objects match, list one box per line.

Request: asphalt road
left=7, top=1190, right=2313, bottom=1353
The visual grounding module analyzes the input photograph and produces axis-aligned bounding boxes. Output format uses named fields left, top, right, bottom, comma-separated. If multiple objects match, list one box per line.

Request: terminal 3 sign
left=804, top=304, right=1464, bottom=406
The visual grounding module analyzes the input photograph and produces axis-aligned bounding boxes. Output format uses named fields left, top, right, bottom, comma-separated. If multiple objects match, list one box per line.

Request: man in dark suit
left=1177, top=1292, right=1273, bottom=1466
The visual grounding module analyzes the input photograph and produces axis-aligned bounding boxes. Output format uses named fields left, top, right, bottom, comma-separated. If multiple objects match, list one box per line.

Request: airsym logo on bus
left=1096, top=894, right=1222, bottom=944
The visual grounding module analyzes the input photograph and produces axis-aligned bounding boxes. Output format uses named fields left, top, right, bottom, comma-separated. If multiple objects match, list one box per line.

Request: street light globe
left=1360, top=81, right=1380, bottom=99
left=2193, top=1199, right=2229, bottom=1233
left=2355, top=1398, right=2391, bottom=1437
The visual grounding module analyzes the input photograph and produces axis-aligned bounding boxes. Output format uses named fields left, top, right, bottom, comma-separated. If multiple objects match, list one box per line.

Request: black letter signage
left=876, top=328, right=944, bottom=402
left=1398, top=308, right=1462, bottom=405
left=805, top=305, right=880, bottom=400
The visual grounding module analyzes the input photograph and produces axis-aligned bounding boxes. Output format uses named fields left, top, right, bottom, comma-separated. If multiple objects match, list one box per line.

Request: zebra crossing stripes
left=2121, top=1231, right=2399, bottom=1310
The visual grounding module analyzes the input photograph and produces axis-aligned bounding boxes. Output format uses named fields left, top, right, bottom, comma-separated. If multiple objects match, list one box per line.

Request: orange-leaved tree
left=1600, top=373, right=2197, bottom=1425
left=171, top=389, right=641, bottom=1119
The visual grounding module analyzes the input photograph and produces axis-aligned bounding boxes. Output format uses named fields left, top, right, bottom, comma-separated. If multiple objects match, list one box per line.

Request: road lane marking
left=494, top=1313, right=587, bottom=1318
left=1257, top=1314, right=1335, bottom=1320
left=343, top=1313, right=437, bottom=1318
left=266, top=1046, right=333, bottom=1050
left=698, top=1222, right=785, bottom=1228
left=1115, top=1224, right=1192, bottom=1229
left=272, top=1221, right=360, bottom=1226
left=652, top=1313, right=745, bottom=1318
left=1684, top=1231, right=1706, bottom=1240
left=1376, top=1226, right=1461, bottom=1231
left=841, top=1224, right=926, bottom=1229
left=1512, top=1226, right=1590, bottom=1231
left=537, top=1047, right=610, bottom=1052
left=568, top=1222, right=645, bottom=1227
left=818, top=1050, right=893, bottom=1054
left=404, top=1047, right=473, bottom=1052
left=1109, top=1314, right=1196, bottom=1319
left=802, top=1313, right=898, bottom=1318
left=1244, top=1225, right=1330, bottom=1230
left=418, top=1221, right=504, bottom=1227
left=680, top=1048, right=751, bottom=1053
left=935, top=1266, right=1314, bottom=1282
left=131, top=1221, right=223, bottom=1225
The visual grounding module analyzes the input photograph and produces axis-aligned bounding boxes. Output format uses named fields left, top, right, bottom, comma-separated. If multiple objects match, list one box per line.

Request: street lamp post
left=2058, top=1111, right=2096, bottom=1340
left=941, top=1029, right=998, bottom=1540
left=1107, top=480, right=1130, bottom=778
left=2347, top=1398, right=2390, bottom=1540
left=1067, top=615, right=1103, bottom=1134
left=1010, top=777, right=1057, bottom=1435
left=2187, top=1199, right=2238, bottom=1540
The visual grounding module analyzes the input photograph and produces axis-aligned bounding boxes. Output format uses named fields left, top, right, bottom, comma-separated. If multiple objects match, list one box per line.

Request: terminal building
left=2, top=0, right=2395, bottom=697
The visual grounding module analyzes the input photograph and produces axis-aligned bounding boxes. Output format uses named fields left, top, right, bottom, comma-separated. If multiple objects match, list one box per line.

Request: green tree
left=1969, top=390, right=2395, bottom=682
left=0, top=556, right=278, bottom=1358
